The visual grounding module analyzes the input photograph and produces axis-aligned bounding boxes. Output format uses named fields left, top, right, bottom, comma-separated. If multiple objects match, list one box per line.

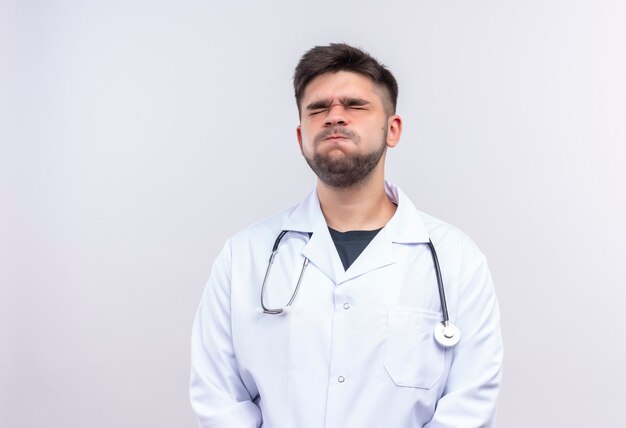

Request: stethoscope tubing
left=260, top=231, right=309, bottom=315
left=259, top=230, right=460, bottom=346
left=427, top=239, right=450, bottom=324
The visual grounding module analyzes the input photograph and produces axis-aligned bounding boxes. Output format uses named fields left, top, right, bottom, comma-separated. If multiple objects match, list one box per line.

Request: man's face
left=296, top=71, right=401, bottom=188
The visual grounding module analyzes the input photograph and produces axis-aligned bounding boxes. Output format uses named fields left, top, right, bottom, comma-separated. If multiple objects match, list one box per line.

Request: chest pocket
left=383, top=309, right=445, bottom=389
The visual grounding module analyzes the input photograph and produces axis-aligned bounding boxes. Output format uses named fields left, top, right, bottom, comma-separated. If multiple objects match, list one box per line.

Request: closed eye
left=308, top=108, right=329, bottom=116
left=305, top=98, right=370, bottom=116
left=305, top=100, right=331, bottom=116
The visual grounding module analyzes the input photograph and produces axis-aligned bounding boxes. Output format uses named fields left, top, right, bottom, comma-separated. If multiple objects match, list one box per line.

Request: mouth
left=324, top=134, right=350, bottom=141
left=314, top=127, right=358, bottom=145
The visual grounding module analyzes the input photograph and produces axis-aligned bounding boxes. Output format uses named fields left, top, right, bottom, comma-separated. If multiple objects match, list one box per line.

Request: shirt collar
left=383, top=181, right=431, bottom=244
left=281, top=180, right=431, bottom=244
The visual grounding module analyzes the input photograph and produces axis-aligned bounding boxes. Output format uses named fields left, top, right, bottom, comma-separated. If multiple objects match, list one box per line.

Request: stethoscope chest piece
left=434, top=321, right=461, bottom=347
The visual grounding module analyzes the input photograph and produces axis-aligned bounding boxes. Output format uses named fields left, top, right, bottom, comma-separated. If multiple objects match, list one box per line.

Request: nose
left=324, top=103, right=348, bottom=127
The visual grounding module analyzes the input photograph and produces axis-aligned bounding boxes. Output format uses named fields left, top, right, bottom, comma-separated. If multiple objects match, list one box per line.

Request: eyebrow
left=305, top=100, right=332, bottom=111
left=341, top=97, right=369, bottom=107
left=305, top=97, right=370, bottom=111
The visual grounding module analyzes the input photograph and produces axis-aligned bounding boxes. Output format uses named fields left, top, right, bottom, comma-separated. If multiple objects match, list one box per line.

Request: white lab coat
left=190, top=182, right=503, bottom=428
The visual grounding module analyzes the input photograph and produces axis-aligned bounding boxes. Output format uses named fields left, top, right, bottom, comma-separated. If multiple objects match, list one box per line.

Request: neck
left=316, top=166, right=397, bottom=232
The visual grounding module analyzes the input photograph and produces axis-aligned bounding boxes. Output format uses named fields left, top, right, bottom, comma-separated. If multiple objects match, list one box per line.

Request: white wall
left=2, top=1, right=625, bottom=426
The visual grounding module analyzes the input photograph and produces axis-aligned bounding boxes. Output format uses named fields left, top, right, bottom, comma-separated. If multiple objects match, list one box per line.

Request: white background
left=2, top=1, right=625, bottom=427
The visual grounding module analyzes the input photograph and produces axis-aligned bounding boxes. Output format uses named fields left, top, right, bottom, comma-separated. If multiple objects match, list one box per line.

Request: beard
left=304, top=126, right=388, bottom=188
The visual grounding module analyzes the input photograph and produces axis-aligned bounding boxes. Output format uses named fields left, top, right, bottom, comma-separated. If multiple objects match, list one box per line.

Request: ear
left=386, top=115, right=402, bottom=148
left=296, top=125, right=304, bottom=155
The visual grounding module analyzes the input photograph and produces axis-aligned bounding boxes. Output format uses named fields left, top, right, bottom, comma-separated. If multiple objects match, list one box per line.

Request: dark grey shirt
left=328, top=227, right=383, bottom=270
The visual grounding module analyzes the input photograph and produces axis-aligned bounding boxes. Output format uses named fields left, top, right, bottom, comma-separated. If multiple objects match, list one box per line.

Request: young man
left=191, top=43, right=503, bottom=427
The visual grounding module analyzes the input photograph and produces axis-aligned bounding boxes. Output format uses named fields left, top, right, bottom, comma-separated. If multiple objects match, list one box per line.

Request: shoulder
left=229, top=204, right=299, bottom=248
left=417, top=210, right=487, bottom=270
left=390, top=182, right=484, bottom=261
left=419, top=211, right=478, bottom=246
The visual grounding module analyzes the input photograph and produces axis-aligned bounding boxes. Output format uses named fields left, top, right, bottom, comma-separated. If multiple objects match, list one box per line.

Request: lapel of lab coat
left=281, top=181, right=432, bottom=285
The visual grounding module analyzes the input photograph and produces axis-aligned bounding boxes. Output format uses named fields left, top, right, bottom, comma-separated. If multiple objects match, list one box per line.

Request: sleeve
left=425, top=252, right=503, bottom=428
left=190, top=239, right=262, bottom=428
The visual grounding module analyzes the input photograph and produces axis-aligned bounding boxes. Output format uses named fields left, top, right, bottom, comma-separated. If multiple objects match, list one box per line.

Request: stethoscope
left=258, top=230, right=461, bottom=347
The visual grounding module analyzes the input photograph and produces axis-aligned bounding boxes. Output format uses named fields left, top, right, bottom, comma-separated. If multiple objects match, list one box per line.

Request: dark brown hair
left=293, top=43, right=399, bottom=117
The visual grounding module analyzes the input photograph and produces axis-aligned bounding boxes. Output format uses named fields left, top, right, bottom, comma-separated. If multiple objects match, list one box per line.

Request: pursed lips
left=325, top=134, right=350, bottom=141
left=314, top=127, right=359, bottom=144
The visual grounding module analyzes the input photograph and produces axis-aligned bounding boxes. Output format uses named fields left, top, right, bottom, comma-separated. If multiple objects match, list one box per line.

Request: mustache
left=314, top=127, right=359, bottom=144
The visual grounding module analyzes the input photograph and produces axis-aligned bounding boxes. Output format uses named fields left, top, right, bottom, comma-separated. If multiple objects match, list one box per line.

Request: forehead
left=301, top=71, right=385, bottom=104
